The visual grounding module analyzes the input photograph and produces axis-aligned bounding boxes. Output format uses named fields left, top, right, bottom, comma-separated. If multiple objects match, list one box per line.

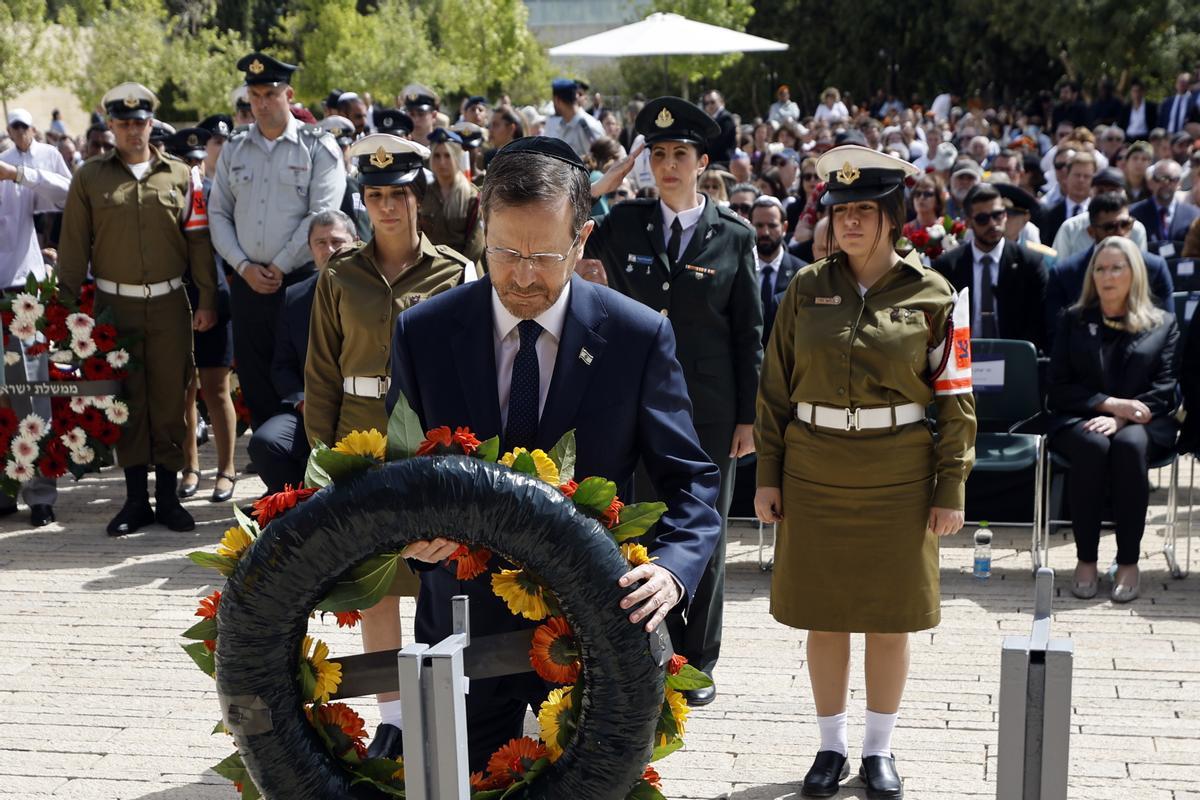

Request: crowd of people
left=5, top=57, right=1200, bottom=796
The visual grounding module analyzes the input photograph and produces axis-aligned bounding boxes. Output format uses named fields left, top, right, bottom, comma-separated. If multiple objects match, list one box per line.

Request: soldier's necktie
left=667, top=218, right=683, bottom=270
left=979, top=255, right=998, bottom=338
left=504, top=319, right=543, bottom=451
left=760, top=264, right=776, bottom=320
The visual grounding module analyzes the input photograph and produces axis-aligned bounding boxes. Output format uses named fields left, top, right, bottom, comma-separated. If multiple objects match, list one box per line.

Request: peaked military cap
left=401, top=84, right=439, bottom=111
left=635, top=96, right=719, bottom=147
left=348, top=133, right=430, bottom=187
left=319, top=115, right=356, bottom=147
left=374, top=107, right=414, bottom=136
left=450, top=121, right=484, bottom=149
left=165, top=127, right=211, bottom=161
left=237, top=52, right=297, bottom=86
left=550, top=78, right=578, bottom=102
left=427, top=127, right=464, bottom=146
left=102, top=82, right=158, bottom=121
left=817, top=145, right=920, bottom=206
left=148, top=120, right=176, bottom=146
left=491, top=136, right=587, bottom=172
left=230, top=84, right=251, bottom=110
left=197, top=114, right=233, bottom=139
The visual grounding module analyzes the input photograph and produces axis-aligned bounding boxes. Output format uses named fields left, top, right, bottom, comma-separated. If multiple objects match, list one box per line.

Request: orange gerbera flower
left=252, top=483, right=318, bottom=525
left=485, top=737, right=547, bottom=784
left=602, top=495, right=624, bottom=528
left=196, top=590, right=221, bottom=619
left=559, top=480, right=578, bottom=497
left=452, top=426, right=480, bottom=454
left=529, top=616, right=580, bottom=684
left=667, top=653, right=688, bottom=676
left=308, top=702, right=368, bottom=759
left=416, top=426, right=453, bottom=455
left=642, top=765, right=662, bottom=789
left=447, top=544, right=492, bottom=580
left=334, top=610, right=362, bottom=628
left=470, top=770, right=509, bottom=790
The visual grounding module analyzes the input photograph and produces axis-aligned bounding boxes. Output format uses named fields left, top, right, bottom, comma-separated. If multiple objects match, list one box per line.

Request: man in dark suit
left=1120, top=79, right=1158, bottom=138
left=701, top=89, right=737, bottom=165
left=1161, top=72, right=1199, bottom=134
left=751, top=196, right=806, bottom=343
left=1041, top=150, right=1096, bottom=244
left=386, top=137, right=722, bottom=771
left=1045, top=192, right=1175, bottom=348
left=1130, top=159, right=1200, bottom=252
left=933, top=182, right=1049, bottom=351
left=1051, top=81, right=1091, bottom=129
left=246, top=210, right=356, bottom=494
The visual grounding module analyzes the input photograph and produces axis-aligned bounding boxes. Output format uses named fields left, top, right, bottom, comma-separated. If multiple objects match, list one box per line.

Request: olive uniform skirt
left=772, top=419, right=940, bottom=633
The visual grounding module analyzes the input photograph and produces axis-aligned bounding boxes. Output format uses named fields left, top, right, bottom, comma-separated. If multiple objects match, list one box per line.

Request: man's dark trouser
left=247, top=411, right=310, bottom=494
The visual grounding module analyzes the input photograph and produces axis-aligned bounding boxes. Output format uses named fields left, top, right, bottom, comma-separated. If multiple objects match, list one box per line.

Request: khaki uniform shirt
left=304, top=234, right=469, bottom=447
left=419, top=173, right=485, bottom=266
left=755, top=251, right=977, bottom=509
left=57, top=147, right=217, bottom=309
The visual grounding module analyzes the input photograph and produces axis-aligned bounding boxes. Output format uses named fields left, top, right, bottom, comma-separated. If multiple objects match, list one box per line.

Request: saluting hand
left=575, top=258, right=608, bottom=285
left=927, top=507, right=964, bottom=537
left=589, top=140, right=645, bottom=199
left=618, top=562, right=681, bottom=632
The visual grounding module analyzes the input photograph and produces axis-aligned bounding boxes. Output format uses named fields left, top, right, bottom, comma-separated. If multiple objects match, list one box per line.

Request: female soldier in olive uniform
left=419, top=128, right=486, bottom=267
left=304, top=133, right=471, bottom=760
left=754, top=146, right=976, bottom=798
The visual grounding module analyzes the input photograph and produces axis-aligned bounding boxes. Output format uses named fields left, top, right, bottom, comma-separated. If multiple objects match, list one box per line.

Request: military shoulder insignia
left=655, top=108, right=674, bottom=128
left=370, top=147, right=393, bottom=168
left=835, top=162, right=860, bottom=185
left=249, top=58, right=265, bottom=74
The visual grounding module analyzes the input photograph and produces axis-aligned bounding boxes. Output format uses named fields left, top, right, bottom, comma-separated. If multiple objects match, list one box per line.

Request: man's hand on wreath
left=619, top=563, right=681, bottom=632
left=401, top=537, right=461, bottom=563
left=193, top=309, right=217, bottom=332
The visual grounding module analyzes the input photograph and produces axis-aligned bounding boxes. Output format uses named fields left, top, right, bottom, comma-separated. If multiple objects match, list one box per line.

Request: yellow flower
left=500, top=447, right=560, bottom=485
left=302, top=636, right=342, bottom=703
left=537, top=686, right=575, bottom=761
left=620, top=543, right=654, bottom=567
left=491, top=569, right=551, bottom=620
left=658, top=687, right=690, bottom=746
left=216, top=526, right=253, bottom=560
left=390, top=763, right=405, bottom=783
left=332, top=429, right=386, bottom=460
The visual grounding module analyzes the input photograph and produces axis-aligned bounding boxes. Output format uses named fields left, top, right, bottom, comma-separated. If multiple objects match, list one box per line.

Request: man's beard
left=756, top=235, right=783, bottom=258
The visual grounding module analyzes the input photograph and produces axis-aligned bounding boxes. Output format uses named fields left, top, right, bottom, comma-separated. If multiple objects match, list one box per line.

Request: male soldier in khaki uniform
left=57, top=82, right=218, bottom=536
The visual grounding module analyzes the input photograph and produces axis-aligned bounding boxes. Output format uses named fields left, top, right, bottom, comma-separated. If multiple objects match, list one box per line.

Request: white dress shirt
left=0, top=141, right=72, bottom=288
left=1126, top=102, right=1148, bottom=137
left=971, top=240, right=1003, bottom=334
left=754, top=245, right=785, bottom=286
left=493, top=282, right=571, bottom=430
left=660, top=196, right=706, bottom=255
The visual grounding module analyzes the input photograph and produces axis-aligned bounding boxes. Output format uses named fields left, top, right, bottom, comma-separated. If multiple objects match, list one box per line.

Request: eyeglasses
left=1094, top=264, right=1128, bottom=276
left=1152, top=174, right=1181, bottom=184
left=911, top=190, right=938, bottom=199
left=729, top=202, right=754, bottom=214
left=485, top=232, right=581, bottom=271
left=615, top=190, right=632, bottom=198
left=1053, top=161, right=1069, bottom=171
left=801, top=173, right=818, bottom=181
left=972, top=209, right=1008, bottom=225
left=1095, top=217, right=1134, bottom=234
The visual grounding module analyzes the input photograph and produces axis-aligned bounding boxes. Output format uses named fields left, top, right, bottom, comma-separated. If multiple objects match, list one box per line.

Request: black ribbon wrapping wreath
left=216, top=455, right=663, bottom=799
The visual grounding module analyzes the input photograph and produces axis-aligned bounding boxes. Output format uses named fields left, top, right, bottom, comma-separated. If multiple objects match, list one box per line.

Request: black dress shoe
left=684, top=682, right=716, bottom=707
left=30, top=504, right=55, bottom=527
left=859, top=755, right=903, bottom=799
left=801, top=750, right=849, bottom=798
left=155, top=500, right=196, bottom=532
left=178, top=469, right=201, bottom=499
left=210, top=471, right=237, bottom=503
left=366, top=723, right=403, bottom=760
left=107, top=499, right=155, bottom=537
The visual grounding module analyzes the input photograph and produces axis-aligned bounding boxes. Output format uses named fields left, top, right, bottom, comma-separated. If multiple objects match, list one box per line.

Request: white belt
left=343, top=376, right=390, bottom=398
left=95, top=277, right=183, bottom=298
left=795, top=401, right=925, bottom=431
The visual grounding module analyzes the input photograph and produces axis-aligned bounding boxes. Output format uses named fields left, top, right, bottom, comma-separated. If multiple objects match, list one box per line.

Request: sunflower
left=216, top=526, right=253, bottom=560
left=529, top=617, right=580, bottom=684
left=485, top=736, right=547, bottom=783
left=620, top=542, right=654, bottom=567
left=332, top=428, right=387, bottom=460
left=659, top=687, right=690, bottom=745
left=500, top=447, right=560, bottom=485
left=301, top=636, right=342, bottom=703
left=537, top=686, right=576, bottom=761
left=448, top=544, right=492, bottom=580
left=492, top=569, right=551, bottom=620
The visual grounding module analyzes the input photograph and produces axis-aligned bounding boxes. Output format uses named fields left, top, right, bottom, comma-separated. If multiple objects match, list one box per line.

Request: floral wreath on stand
left=182, top=400, right=712, bottom=799
left=0, top=277, right=133, bottom=497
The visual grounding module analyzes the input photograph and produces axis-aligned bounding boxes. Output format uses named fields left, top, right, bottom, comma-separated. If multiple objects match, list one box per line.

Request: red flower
left=334, top=610, right=362, bottom=628
left=925, top=165, right=936, bottom=173
left=37, top=453, right=68, bottom=478
left=641, top=765, right=662, bottom=789
left=45, top=320, right=68, bottom=343
left=926, top=244, right=944, bottom=260
left=452, top=426, right=480, bottom=454
left=0, top=407, right=18, bottom=443
left=416, top=425, right=454, bottom=455
left=908, top=228, right=931, bottom=248
left=80, top=407, right=105, bottom=436
left=447, top=544, right=492, bottom=580
left=96, top=423, right=121, bottom=445
left=667, top=653, right=689, bottom=676
left=91, top=324, right=118, bottom=353
left=485, top=737, right=547, bottom=785
left=903, top=175, right=916, bottom=188
left=45, top=301, right=68, bottom=325
left=82, top=358, right=110, bottom=381
left=252, top=483, right=318, bottom=525
left=196, top=590, right=222, bottom=619
left=951, top=219, right=967, bottom=236
left=602, top=495, right=624, bottom=529
left=79, top=283, right=96, bottom=317
left=559, top=480, right=578, bottom=498
left=24, top=341, right=48, bottom=356
left=529, top=616, right=580, bottom=684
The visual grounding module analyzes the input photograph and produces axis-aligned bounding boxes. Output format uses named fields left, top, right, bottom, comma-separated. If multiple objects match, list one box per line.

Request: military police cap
left=402, top=84, right=439, bottom=111
left=817, top=145, right=920, bottom=206
left=165, top=127, right=211, bottom=161
left=551, top=78, right=578, bottom=102
left=992, top=182, right=1039, bottom=217
left=635, top=96, right=719, bottom=147
left=374, top=107, right=414, bottom=136
left=450, top=121, right=484, bottom=150
left=149, top=120, right=176, bottom=146
left=348, top=133, right=430, bottom=187
left=237, top=52, right=298, bottom=86
left=464, top=95, right=489, bottom=110
left=102, top=82, right=158, bottom=121
left=198, top=114, right=233, bottom=139
left=491, top=136, right=587, bottom=172
left=427, top=128, right=464, bottom=147
left=319, top=115, right=356, bottom=147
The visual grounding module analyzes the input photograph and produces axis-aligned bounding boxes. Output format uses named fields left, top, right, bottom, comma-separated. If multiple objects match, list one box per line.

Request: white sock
left=816, top=711, right=848, bottom=757
left=378, top=700, right=404, bottom=729
left=862, top=709, right=898, bottom=758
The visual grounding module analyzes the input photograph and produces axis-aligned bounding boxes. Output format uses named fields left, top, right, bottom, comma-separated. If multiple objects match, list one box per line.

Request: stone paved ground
left=0, top=444, right=1197, bottom=799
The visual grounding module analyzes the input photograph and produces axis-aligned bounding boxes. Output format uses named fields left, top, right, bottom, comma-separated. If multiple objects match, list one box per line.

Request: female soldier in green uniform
left=754, top=145, right=976, bottom=798
left=304, top=133, right=472, bottom=759
left=419, top=128, right=486, bottom=267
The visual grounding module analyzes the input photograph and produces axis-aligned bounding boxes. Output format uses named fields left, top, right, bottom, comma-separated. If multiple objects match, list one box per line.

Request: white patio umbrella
left=548, top=12, right=788, bottom=91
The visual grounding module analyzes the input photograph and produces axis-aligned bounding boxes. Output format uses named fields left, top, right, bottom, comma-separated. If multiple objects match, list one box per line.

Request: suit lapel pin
left=579, top=348, right=594, bottom=365
left=705, top=229, right=714, bottom=241
left=645, top=223, right=654, bottom=232
left=1088, top=323, right=1098, bottom=336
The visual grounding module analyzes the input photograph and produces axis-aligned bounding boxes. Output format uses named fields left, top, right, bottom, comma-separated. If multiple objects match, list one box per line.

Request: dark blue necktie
left=760, top=264, right=776, bottom=320
left=504, top=319, right=542, bottom=450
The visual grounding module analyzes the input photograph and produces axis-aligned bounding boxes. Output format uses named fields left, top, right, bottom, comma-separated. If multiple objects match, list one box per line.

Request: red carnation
left=80, top=407, right=105, bottom=437
left=92, top=324, right=118, bottom=353
left=416, top=426, right=454, bottom=455
left=24, top=341, right=48, bottom=356
left=96, top=423, right=121, bottom=446
left=82, top=359, right=108, bottom=380
left=79, top=284, right=96, bottom=316
left=926, top=244, right=944, bottom=259
left=951, top=219, right=967, bottom=236
left=908, top=228, right=931, bottom=248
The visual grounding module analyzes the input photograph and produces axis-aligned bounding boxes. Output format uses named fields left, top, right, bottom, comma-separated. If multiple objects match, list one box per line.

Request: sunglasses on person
left=801, top=172, right=818, bottom=181
left=615, top=190, right=632, bottom=198
left=911, top=189, right=938, bottom=199
left=1053, top=160, right=1070, bottom=171
left=1094, top=217, right=1134, bottom=234
left=972, top=209, right=1008, bottom=225
left=729, top=202, right=754, bottom=214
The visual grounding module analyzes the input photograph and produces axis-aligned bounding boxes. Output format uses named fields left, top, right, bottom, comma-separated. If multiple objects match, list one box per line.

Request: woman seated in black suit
left=1048, top=236, right=1179, bottom=603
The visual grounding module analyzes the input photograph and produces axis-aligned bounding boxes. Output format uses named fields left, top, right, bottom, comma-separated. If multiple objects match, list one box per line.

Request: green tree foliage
left=0, top=0, right=52, bottom=116
left=65, top=0, right=170, bottom=113
left=165, top=27, right=254, bottom=116
left=427, top=0, right=553, bottom=100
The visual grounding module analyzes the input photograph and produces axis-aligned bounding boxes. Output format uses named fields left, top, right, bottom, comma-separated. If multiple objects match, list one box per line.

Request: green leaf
left=241, top=779, right=262, bottom=800
left=181, top=617, right=218, bottom=641
left=351, top=756, right=405, bottom=783
left=650, top=736, right=683, bottom=762
left=626, top=779, right=667, bottom=799
left=476, top=435, right=500, bottom=462
left=572, top=476, right=617, bottom=514
left=298, top=659, right=317, bottom=702
left=181, top=641, right=215, bottom=677
left=232, top=503, right=261, bottom=538
left=187, top=551, right=239, bottom=577
left=316, top=554, right=400, bottom=613
left=665, top=663, right=713, bottom=691
left=212, top=720, right=228, bottom=735
left=510, top=450, right=537, bottom=476
left=386, top=389, right=425, bottom=461
left=610, top=501, right=668, bottom=543
left=312, top=446, right=378, bottom=484
left=304, top=442, right=333, bottom=489
left=656, top=696, right=679, bottom=742
left=549, top=429, right=576, bottom=484
left=211, top=750, right=248, bottom=783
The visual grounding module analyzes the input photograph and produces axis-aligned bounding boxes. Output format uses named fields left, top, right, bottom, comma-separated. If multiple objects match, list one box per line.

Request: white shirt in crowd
left=492, top=281, right=570, bottom=430
left=0, top=140, right=72, bottom=288
left=768, top=100, right=801, bottom=124
left=660, top=196, right=706, bottom=254
left=1126, top=102, right=1149, bottom=137
left=813, top=102, right=849, bottom=124
left=543, top=111, right=604, bottom=159
left=1052, top=215, right=1148, bottom=261
left=930, top=93, right=953, bottom=123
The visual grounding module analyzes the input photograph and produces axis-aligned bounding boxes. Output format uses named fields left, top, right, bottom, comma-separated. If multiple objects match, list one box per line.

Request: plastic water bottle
left=973, top=524, right=993, bottom=580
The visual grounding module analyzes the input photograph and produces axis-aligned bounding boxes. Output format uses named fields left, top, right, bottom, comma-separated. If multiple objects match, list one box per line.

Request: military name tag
left=815, top=296, right=842, bottom=305
left=627, top=254, right=654, bottom=265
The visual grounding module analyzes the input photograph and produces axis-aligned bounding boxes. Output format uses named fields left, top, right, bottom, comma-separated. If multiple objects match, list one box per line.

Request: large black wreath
left=215, top=456, right=664, bottom=799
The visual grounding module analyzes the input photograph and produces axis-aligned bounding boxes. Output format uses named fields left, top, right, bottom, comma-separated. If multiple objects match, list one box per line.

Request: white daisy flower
left=66, top=313, right=94, bottom=338
left=49, top=350, right=75, bottom=364
left=93, top=396, right=113, bottom=409
left=5, top=460, right=34, bottom=482
left=69, top=446, right=95, bottom=466
left=3, top=352, right=20, bottom=366
left=71, top=336, right=97, bottom=359
left=9, top=317, right=37, bottom=342
left=69, top=396, right=89, bottom=414
left=61, top=427, right=87, bottom=450
left=104, top=403, right=129, bottom=425
left=11, top=293, right=44, bottom=320
left=17, top=414, right=46, bottom=440
left=106, top=349, right=130, bottom=369
left=11, top=435, right=39, bottom=465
